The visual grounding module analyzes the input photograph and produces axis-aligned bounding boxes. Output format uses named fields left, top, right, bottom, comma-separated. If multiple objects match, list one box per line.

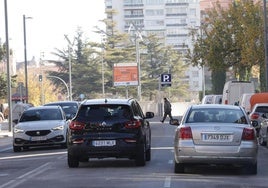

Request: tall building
left=105, top=0, right=202, bottom=102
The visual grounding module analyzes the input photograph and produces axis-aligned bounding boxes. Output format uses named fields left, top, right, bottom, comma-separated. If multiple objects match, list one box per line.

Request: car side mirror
left=169, top=119, right=180, bottom=126
left=13, top=119, right=18, bottom=124
left=145, top=112, right=154, bottom=119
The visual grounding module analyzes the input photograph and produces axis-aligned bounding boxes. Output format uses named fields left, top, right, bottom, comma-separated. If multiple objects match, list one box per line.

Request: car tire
left=135, top=143, right=146, bottom=166
left=242, top=162, right=257, bottom=175
left=13, top=145, right=21, bottom=152
left=68, top=153, right=79, bottom=168
left=146, top=147, right=151, bottom=161
left=174, top=161, right=185, bottom=173
left=258, top=128, right=268, bottom=146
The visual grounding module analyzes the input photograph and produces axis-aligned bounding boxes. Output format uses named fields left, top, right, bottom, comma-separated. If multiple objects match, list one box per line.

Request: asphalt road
left=0, top=118, right=268, bottom=188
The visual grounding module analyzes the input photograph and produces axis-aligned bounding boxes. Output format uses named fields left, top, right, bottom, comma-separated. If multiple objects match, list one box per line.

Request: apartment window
left=145, top=0, right=164, bottom=5
left=192, top=71, right=199, bottom=78
left=189, top=8, right=196, bottom=16
left=193, top=81, right=199, bottom=88
left=125, top=9, right=143, bottom=16
left=166, top=7, right=187, bottom=14
left=145, top=9, right=164, bottom=16
left=124, top=0, right=143, bottom=4
left=146, top=20, right=164, bottom=27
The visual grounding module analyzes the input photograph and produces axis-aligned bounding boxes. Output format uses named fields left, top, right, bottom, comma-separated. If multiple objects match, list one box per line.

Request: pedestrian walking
left=161, top=97, right=173, bottom=123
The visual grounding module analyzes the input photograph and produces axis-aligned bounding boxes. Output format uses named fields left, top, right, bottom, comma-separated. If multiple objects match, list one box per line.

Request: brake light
left=242, top=127, right=255, bottom=140
left=250, top=113, right=259, bottom=120
left=224, top=100, right=228, bottom=104
left=124, top=120, right=142, bottom=128
left=179, top=127, right=193, bottom=139
left=69, top=121, right=86, bottom=130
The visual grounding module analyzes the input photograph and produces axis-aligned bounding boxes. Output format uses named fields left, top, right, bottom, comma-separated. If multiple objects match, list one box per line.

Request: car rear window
left=255, top=106, right=268, bottom=113
left=186, top=108, right=247, bottom=124
left=77, top=105, right=132, bottom=121
left=20, top=109, right=63, bottom=122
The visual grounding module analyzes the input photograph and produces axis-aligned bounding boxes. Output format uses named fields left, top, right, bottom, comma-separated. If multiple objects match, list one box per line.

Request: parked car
left=67, top=98, right=154, bottom=168
left=258, top=119, right=268, bottom=146
left=43, top=101, right=79, bottom=120
left=13, top=106, right=69, bottom=152
left=249, top=103, right=268, bottom=136
left=170, top=104, right=258, bottom=174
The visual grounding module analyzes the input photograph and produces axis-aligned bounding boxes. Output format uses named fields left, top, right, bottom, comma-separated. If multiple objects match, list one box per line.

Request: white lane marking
left=164, top=177, right=171, bottom=188
left=0, top=151, right=66, bottom=160
left=0, top=162, right=51, bottom=188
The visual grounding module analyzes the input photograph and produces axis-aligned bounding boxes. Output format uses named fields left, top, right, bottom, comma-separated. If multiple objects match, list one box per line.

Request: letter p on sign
left=161, top=74, right=171, bottom=87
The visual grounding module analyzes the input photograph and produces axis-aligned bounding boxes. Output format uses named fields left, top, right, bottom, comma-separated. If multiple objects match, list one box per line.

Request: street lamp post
left=101, top=34, right=105, bottom=97
left=264, top=0, right=268, bottom=91
left=47, top=76, right=70, bottom=100
left=4, top=0, right=12, bottom=131
left=23, top=14, right=32, bottom=103
left=64, top=35, right=72, bottom=101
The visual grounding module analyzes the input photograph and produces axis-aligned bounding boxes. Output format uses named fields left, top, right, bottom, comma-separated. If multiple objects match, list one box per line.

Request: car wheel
left=13, top=145, right=21, bottom=152
left=135, top=143, right=146, bottom=166
left=68, top=153, right=79, bottom=168
left=258, top=128, right=267, bottom=146
left=174, top=161, right=185, bottom=173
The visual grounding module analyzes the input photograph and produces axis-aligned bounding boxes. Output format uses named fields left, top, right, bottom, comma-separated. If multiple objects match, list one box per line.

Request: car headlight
left=13, top=127, right=24, bottom=133
left=52, top=125, right=64, bottom=131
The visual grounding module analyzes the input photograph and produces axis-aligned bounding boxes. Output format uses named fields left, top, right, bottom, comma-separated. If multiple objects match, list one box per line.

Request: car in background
left=44, top=101, right=79, bottom=120
left=12, top=103, right=34, bottom=124
left=67, top=98, right=154, bottom=168
left=201, top=95, right=222, bottom=104
left=170, top=104, right=258, bottom=174
left=258, top=119, right=268, bottom=146
left=13, top=106, right=69, bottom=152
left=249, top=103, right=268, bottom=136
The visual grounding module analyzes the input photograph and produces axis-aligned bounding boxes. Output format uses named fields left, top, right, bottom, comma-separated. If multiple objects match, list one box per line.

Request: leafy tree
left=187, top=1, right=264, bottom=92
left=141, top=35, right=188, bottom=101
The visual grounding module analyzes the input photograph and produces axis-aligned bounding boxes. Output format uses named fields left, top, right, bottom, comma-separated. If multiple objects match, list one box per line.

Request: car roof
left=191, top=104, right=241, bottom=110
left=27, top=106, right=62, bottom=111
left=44, top=101, right=79, bottom=105
left=253, top=103, right=268, bottom=107
left=81, top=98, right=135, bottom=106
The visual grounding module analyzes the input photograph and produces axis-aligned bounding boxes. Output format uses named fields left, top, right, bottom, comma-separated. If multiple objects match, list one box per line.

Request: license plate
left=31, top=136, right=47, bottom=141
left=202, top=133, right=233, bottom=142
left=92, top=140, right=116, bottom=147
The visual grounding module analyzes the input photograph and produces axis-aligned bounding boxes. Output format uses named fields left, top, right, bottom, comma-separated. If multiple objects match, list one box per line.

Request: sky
left=0, top=0, right=105, bottom=62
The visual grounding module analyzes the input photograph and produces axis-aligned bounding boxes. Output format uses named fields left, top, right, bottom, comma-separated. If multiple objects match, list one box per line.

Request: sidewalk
left=0, top=121, right=13, bottom=138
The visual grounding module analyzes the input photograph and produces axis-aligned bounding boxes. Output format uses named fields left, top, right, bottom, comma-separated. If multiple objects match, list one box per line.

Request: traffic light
left=39, top=74, right=42, bottom=82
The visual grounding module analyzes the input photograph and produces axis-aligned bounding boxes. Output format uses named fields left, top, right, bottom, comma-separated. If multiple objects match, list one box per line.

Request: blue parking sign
left=161, top=74, right=171, bottom=87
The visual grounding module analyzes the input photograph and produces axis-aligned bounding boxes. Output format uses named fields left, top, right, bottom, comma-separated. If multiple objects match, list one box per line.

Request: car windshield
left=76, top=105, right=132, bottom=121
left=186, top=108, right=247, bottom=124
left=19, top=109, right=63, bottom=122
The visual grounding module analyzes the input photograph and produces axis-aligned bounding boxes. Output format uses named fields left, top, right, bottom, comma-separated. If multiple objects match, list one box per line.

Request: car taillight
left=179, top=127, right=193, bottom=139
left=250, top=113, right=259, bottom=120
left=124, top=120, right=142, bottom=128
left=69, top=121, right=86, bottom=130
left=242, top=127, right=255, bottom=140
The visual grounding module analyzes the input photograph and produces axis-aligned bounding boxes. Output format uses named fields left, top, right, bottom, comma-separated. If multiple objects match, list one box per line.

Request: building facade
left=105, top=0, right=202, bottom=101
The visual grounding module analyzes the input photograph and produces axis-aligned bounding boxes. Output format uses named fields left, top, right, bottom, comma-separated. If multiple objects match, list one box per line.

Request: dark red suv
left=67, top=98, right=154, bottom=168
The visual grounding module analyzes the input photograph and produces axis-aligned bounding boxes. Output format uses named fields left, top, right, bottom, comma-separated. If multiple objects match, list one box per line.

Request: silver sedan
left=171, top=104, right=258, bottom=174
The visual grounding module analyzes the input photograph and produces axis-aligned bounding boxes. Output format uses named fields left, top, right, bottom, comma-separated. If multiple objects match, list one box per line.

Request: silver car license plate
left=202, top=133, right=233, bottom=142
left=92, top=140, right=116, bottom=147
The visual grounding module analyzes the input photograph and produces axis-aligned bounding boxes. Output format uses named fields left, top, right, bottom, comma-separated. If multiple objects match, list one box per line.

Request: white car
left=13, top=106, right=69, bottom=152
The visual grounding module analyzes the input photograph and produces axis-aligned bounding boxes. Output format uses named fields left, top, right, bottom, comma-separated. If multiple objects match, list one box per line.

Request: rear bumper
left=68, top=140, right=139, bottom=159
left=174, top=142, right=258, bottom=165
